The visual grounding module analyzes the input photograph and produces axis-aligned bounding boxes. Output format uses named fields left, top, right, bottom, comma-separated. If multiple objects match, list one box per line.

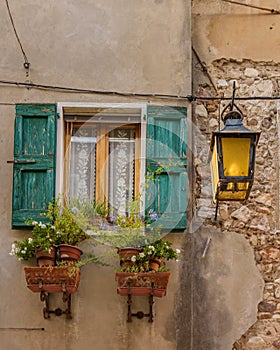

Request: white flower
left=51, top=225, right=55, bottom=230
left=176, top=249, right=181, bottom=254
left=32, top=221, right=38, bottom=225
left=139, top=252, right=145, bottom=258
left=21, top=250, right=26, bottom=254
left=41, top=224, right=47, bottom=229
left=9, top=249, right=15, bottom=256
left=131, top=255, right=137, bottom=262
left=28, top=238, right=33, bottom=243
left=148, top=245, right=155, bottom=251
left=10, top=244, right=19, bottom=256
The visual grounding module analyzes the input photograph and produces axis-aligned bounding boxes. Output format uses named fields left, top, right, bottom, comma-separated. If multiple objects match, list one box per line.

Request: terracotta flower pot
left=148, top=257, right=162, bottom=271
left=117, top=247, right=142, bottom=268
left=115, top=272, right=170, bottom=298
left=24, top=266, right=80, bottom=293
left=58, top=244, right=83, bottom=263
left=35, top=246, right=56, bottom=267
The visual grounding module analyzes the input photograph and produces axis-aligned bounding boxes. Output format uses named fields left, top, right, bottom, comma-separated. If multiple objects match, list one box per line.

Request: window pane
left=108, top=128, right=135, bottom=215
left=69, top=126, right=97, bottom=201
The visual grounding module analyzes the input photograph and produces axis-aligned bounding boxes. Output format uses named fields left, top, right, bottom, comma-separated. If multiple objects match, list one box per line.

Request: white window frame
left=56, top=102, right=147, bottom=210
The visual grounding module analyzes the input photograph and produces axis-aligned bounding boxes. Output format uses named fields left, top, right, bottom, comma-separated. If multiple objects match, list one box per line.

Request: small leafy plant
left=48, top=200, right=90, bottom=246
left=10, top=199, right=91, bottom=262
left=120, top=239, right=181, bottom=272
left=10, top=220, right=59, bottom=261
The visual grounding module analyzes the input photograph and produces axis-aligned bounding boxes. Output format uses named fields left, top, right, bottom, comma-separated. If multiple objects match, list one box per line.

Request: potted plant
left=118, top=238, right=180, bottom=272
left=114, top=238, right=180, bottom=303
left=47, top=200, right=90, bottom=263
left=10, top=220, right=60, bottom=266
left=95, top=205, right=161, bottom=265
left=10, top=199, right=91, bottom=265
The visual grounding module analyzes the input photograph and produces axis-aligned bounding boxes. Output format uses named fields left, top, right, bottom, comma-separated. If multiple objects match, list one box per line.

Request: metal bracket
left=126, top=282, right=155, bottom=323
left=40, top=291, right=72, bottom=319
left=38, top=279, right=72, bottom=319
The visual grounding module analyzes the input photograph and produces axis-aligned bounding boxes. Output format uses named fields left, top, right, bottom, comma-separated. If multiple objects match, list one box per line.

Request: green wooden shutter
left=146, top=105, right=187, bottom=230
left=12, top=104, right=57, bottom=228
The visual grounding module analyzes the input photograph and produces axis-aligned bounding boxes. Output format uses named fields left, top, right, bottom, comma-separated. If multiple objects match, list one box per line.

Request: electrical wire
left=0, top=79, right=280, bottom=103
left=221, top=0, right=280, bottom=14
left=4, top=0, right=30, bottom=69
left=0, top=79, right=188, bottom=100
left=192, top=46, right=218, bottom=94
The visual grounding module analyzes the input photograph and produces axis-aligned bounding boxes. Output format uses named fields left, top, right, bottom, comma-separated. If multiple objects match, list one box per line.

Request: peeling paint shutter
left=146, top=105, right=187, bottom=230
left=12, top=104, right=57, bottom=228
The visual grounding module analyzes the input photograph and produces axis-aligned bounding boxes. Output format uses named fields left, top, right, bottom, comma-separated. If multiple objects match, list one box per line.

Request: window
left=65, top=122, right=140, bottom=216
left=12, top=103, right=187, bottom=230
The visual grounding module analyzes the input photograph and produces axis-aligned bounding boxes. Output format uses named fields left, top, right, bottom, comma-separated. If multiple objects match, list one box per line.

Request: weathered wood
left=146, top=105, right=187, bottom=230
left=12, top=104, right=57, bottom=227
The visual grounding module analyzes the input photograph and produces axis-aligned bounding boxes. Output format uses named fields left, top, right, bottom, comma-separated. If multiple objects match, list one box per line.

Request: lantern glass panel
left=211, top=140, right=219, bottom=197
left=221, top=137, right=251, bottom=177
left=217, top=182, right=250, bottom=201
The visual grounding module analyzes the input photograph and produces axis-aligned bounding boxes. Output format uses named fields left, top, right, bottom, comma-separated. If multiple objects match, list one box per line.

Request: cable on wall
left=1, top=79, right=280, bottom=104
left=221, top=0, right=280, bottom=14
left=192, top=46, right=218, bottom=95
left=4, top=0, right=30, bottom=71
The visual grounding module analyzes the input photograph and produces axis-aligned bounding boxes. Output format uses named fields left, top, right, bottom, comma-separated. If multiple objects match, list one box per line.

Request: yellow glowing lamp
left=210, top=110, right=260, bottom=202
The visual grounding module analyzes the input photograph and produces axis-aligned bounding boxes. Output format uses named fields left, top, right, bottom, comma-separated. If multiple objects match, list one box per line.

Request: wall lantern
left=210, top=84, right=261, bottom=219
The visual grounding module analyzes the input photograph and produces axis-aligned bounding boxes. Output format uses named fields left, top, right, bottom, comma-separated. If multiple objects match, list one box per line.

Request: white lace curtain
left=108, top=128, right=135, bottom=215
left=69, top=126, right=97, bottom=201
left=69, top=126, right=135, bottom=215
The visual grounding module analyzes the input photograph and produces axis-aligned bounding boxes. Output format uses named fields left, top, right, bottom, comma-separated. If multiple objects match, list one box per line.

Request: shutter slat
left=146, top=105, right=187, bottom=230
left=12, top=104, right=57, bottom=228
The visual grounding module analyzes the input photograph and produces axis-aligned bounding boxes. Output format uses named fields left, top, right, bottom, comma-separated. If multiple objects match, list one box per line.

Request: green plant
left=9, top=237, right=36, bottom=261
left=57, top=253, right=109, bottom=276
left=48, top=200, right=90, bottom=246
left=142, top=239, right=180, bottom=261
left=119, top=239, right=181, bottom=272
left=10, top=219, right=60, bottom=261
left=10, top=200, right=91, bottom=262
left=96, top=203, right=160, bottom=249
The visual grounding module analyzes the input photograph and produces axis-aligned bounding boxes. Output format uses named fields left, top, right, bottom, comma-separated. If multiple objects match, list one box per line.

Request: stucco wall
left=0, top=1, right=191, bottom=350
left=192, top=0, right=280, bottom=64
left=1, top=0, right=191, bottom=95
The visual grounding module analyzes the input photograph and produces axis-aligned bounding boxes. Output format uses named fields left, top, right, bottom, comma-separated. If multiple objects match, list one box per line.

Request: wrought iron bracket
left=38, top=279, right=73, bottom=319
left=126, top=282, right=155, bottom=323
left=40, top=291, right=72, bottom=319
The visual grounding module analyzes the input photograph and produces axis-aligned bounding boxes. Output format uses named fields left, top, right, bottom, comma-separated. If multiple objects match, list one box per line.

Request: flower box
left=115, top=272, right=170, bottom=298
left=24, top=267, right=80, bottom=293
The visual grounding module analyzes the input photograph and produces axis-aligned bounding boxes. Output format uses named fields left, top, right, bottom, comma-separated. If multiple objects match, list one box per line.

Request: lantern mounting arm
left=220, top=81, right=244, bottom=123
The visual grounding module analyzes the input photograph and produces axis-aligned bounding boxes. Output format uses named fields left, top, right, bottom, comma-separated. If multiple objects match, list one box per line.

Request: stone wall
left=193, top=59, right=280, bottom=349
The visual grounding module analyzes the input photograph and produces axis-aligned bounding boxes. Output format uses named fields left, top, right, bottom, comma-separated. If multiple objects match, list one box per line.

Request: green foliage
left=56, top=253, right=109, bottom=276
left=48, top=199, right=90, bottom=246
left=119, top=239, right=181, bottom=272
left=9, top=237, right=36, bottom=261
left=10, top=199, right=91, bottom=261
left=142, top=239, right=180, bottom=261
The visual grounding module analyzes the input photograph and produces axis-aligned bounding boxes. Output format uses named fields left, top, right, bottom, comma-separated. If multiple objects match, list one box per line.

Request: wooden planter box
left=24, top=267, right=80, bottom=294
left=115, top=272, right=170, bottom=298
